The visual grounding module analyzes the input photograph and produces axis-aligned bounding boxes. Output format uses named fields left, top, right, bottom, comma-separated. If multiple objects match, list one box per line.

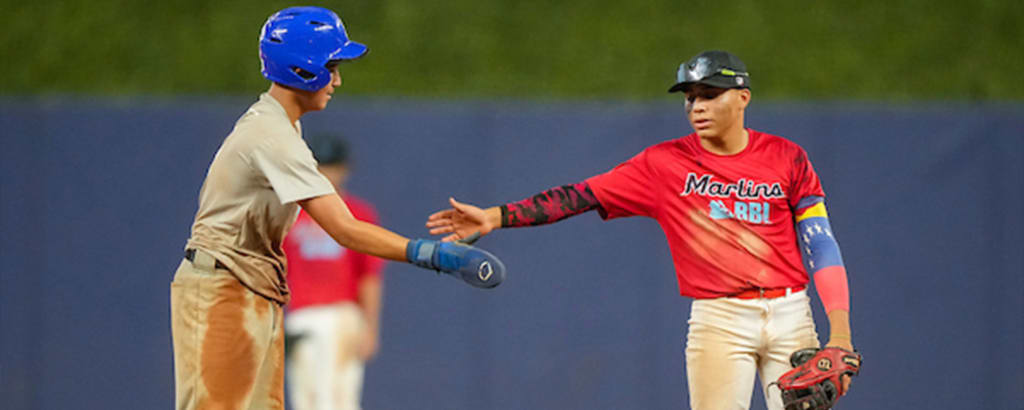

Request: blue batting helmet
left=258, top=6, right=369, bottom=91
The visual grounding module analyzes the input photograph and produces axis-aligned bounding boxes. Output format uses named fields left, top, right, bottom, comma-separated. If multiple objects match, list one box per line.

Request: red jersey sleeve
left=585, top=149, right=659, bottom=219
left=788, top=147, right=826, bottom=208
left=355, top=249, right=385, bottom=281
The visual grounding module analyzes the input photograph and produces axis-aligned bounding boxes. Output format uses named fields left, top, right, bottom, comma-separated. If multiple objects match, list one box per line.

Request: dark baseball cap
left=668, top=50, right=751, bottom=93
left=306, top=134, right=350, bottom=165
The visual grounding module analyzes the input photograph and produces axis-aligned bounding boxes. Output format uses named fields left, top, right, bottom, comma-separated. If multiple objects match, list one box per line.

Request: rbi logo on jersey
left=294, top=221, right=346, bottom=259
left=817, top=358, right=833, bottom=371
left=708, top=199, right=772, bottom=224
left=478, top=261, right=494, bottom=282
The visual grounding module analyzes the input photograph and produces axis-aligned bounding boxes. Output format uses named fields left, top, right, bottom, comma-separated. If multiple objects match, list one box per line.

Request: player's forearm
left=794, top=198, right=855, bottom=348
left=300, top=194, right=409, bottom=262
left=342, top=220, right=410, bottom=262
left=825, top=309, right=853, bottom=349
left=499, top=182, right=603, bottom=227
left=795, top=198, right=851, bottom=310
left=358, top=276, right=382, bottom=333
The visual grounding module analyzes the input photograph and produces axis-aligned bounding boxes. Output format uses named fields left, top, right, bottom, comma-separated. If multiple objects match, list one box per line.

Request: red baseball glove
left=773, top=347, right=862, bottom=410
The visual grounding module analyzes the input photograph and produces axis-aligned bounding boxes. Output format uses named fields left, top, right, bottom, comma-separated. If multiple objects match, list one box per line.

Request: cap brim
left=334, top=41, right=369, bottom=60
left=667, top=76, right=747, bottom=93
left=667, top=82, right=688, bottom=93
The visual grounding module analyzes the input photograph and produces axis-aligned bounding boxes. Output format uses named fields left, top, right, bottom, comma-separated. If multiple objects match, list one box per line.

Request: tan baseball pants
left=170, top=249, right=285, bottom=410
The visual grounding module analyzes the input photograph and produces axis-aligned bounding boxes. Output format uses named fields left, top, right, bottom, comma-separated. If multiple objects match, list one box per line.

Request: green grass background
left=3, top=0, right=1021, bottom=100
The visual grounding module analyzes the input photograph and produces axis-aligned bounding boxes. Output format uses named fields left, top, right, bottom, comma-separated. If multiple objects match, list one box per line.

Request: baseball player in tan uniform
left=170, top=7, right=505, bottom=410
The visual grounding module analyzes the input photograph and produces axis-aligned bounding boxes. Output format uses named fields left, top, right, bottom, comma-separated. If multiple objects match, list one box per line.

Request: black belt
left=184, top=248, right=228, bottom=270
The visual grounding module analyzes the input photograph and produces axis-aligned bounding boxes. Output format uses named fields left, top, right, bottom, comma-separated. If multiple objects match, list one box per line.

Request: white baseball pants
left=285, top=303, right=367, bottom=410
left=685, top=290, right=820, bottom=410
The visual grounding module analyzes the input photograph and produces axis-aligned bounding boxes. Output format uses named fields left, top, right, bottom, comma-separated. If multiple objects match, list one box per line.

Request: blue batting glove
left=406, top=239, right=506, bottom=289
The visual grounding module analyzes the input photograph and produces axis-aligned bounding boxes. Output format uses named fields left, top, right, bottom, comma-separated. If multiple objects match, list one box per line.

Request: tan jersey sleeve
left=249, top=135, right=336, bottom=205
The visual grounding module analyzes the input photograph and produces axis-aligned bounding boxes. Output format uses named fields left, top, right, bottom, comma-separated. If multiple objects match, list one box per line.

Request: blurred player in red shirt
left=283, top=134, right=385, bottom=410
left=426, top=51, right=858, bottom=409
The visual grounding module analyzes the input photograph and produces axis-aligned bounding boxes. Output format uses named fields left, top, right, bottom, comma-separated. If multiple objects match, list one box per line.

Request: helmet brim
left=333, top=41, right=369, bottom=61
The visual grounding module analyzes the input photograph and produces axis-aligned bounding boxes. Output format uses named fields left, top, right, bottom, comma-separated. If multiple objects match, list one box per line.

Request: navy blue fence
left=1, top=97, right=1021, bottom=409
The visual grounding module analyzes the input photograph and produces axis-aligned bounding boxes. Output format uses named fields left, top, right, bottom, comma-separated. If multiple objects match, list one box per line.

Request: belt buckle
left=759, top=288, right=765, bottom=298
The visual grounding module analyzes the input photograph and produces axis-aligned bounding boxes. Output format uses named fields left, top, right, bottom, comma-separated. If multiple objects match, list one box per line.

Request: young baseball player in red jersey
left=426, top=50, right=858, bottom=410
left=170, top=7, right=504, bottom=410
left=283, top=135, right=385, bottom=410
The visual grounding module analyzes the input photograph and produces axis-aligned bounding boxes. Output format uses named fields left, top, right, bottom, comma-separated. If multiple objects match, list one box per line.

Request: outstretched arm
left=301, top=193, right=409, bottom=261
left=426, top=182, right=604, bottom=242
left=301, top=193, right=506, bottom=288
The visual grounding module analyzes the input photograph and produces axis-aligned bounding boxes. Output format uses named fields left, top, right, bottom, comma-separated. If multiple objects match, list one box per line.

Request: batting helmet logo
left=478, top=261, right=494, bottom=282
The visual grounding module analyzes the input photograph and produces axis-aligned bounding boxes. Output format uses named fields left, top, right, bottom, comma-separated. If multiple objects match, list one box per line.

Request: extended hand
left=426, top=197, right=497, bottom=242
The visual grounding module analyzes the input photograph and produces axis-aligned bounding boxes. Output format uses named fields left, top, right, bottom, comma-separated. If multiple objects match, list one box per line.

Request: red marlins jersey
left=283, top=194, right=385, bottom=311
left=585, top=129, right=824, bottom=299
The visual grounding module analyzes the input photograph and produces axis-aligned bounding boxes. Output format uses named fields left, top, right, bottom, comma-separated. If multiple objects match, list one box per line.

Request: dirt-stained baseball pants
left=171, top=249, right=286, bottom=410
left=685, top=289, right=820, bottom=410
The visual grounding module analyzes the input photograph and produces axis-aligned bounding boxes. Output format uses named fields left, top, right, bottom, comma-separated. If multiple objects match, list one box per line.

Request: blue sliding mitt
left=406, top=239, right=506, bottom=289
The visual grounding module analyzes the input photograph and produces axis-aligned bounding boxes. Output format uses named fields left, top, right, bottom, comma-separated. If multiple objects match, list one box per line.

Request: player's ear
left=736, top=88, right=751, bottom=109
